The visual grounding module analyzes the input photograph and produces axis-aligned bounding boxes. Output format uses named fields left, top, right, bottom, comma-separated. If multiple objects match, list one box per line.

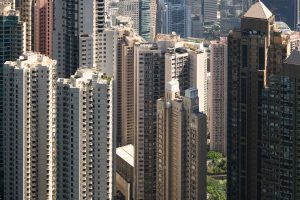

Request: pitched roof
left=243, top=1, right=273, bottom=19
left=284, top=50, right=300, bottom=66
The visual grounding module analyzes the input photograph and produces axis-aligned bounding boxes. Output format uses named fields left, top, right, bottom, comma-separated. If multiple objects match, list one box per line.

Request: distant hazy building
left=209, top=38, right=228, bottom=155
left=156, top=81, right=207, bottom=200
left=189, top=0, right=204, bottom=37
left=116, top=145, right=134, bottom=200
left=0, top=5, right=25, bottom=198
left=220, top=0, right=242, bottom=36
left=118, top=0, right=157, bottom=41
left=264, top=0, right=298, bottom=30
left=3, top=53, right=57, bottom=199
left=134, top=43, right=165, bottom=200
left=261, top=50, right=300, bottom=200
left=118, top=0, right=140, bottom=33
left=56, top=68, right=114, bottom=200
left=203, top=0, right=218, bottom=23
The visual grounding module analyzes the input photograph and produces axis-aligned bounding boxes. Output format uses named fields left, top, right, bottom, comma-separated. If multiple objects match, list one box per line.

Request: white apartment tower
left=208, top=39, right=228, bottom=155
left=3, top=53, right=57, bottom=199
left=56, top=68, right=114, bottom=200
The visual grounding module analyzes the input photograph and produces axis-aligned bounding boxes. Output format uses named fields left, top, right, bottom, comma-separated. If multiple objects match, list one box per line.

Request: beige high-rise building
left=3, top=53, right=57, bottom=199
left=208, top=38, right=228, bottom=155
left=156, top=81, right=207, bottom=200
left=115, top=27, right=144, bottom=146
left=134, top=42, right=165, bottom=200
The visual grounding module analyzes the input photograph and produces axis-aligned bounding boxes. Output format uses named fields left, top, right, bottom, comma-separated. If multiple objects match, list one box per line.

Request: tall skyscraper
left=118, top=0, right=156, bottom=41
left=208, top=39, right=228, bottom=155
left=3, top=53, right=57, bottom=199
left=53, top=0, right=108, bottom=77
left=134, top=42, right=165, bottom=200
left=0, top=4, right=25, bottom=198
left=227, top=2, right=278, bottom=199
left=227, top=1, right=300, bottom=199
left=34, top=0, right=53, bottom=56
left=56, top=68, right=114, bottom=200
left=261, top=50, right=300, bottom=200
left=156, top=81, right=207, bottom=200
left=114, top=27, right=144, bottom=146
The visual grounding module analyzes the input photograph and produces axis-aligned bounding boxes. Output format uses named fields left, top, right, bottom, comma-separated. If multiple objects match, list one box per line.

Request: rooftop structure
left=243, top=1, right=273, bottom=19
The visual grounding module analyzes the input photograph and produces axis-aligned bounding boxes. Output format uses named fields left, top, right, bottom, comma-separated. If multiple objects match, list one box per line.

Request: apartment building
left=156, top=81, right=207, bottom=200
left=3, top=53, right=57, bottom=199
left=208, top=39, right=228, bottom=155
left=56, top=68, right=114, bottom=199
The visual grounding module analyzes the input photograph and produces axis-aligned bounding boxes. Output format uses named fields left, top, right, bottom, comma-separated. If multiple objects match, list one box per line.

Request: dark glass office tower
left=227, top=1, right=276, bottom=199
left=261, top=50, right=300, bottom=200
left=0, top=6, right=25, bottom=199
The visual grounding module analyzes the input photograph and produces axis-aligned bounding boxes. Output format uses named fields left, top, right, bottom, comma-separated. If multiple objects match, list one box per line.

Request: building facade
left=208, top=39, right=228, bottom=155
left=56, top=68, right=114, bottom=200
left=3, top=53, right=57, bottom=199
left=0, top=5, right=25, bottom=198
left=34, top=0, right=53, bottom=56
left=134, top=43, right=165, bottom=200
left=53, top=0, right=108, bottom=77
left=203, top=0, right=218, bottom=23
left=261, top=50, right=300, bottom=200
left=227, top=2, right=275, bottom=199
left=118, top=0, right=156, bottom=41
left=19, top=0, right=34, bottom=51
left=156, top=81, right=207, bottom=200
left=227, top=1, right=300, bottom=199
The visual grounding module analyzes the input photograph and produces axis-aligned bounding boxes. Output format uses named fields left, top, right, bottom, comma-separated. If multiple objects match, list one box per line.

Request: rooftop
left=116, top=144, right=134, bottom=167
left=243, top=1, right=273, bottom=20
left=5, top=52, right=56, bottom=69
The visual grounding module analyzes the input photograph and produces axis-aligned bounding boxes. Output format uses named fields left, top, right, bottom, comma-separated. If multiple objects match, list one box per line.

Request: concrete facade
left=3, top=53, right=57, bottom=199
left=56, top=68, right=114, bottom=200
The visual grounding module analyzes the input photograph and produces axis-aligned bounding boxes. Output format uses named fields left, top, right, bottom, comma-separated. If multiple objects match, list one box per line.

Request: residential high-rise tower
left=0, top=4, right=25, bottom=198
left=208, top=39, right=228, bottom=155
left=261, top=49, right=300, bottom=200
left=227, top=1, right=300, bottom=199
left=3, top=53, right=57, bottom=199
left=56, top=68, right=114, bottom=199
left=134, top=42, right=165, bottom=200
left=156, top=81, right=207, bottom=200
